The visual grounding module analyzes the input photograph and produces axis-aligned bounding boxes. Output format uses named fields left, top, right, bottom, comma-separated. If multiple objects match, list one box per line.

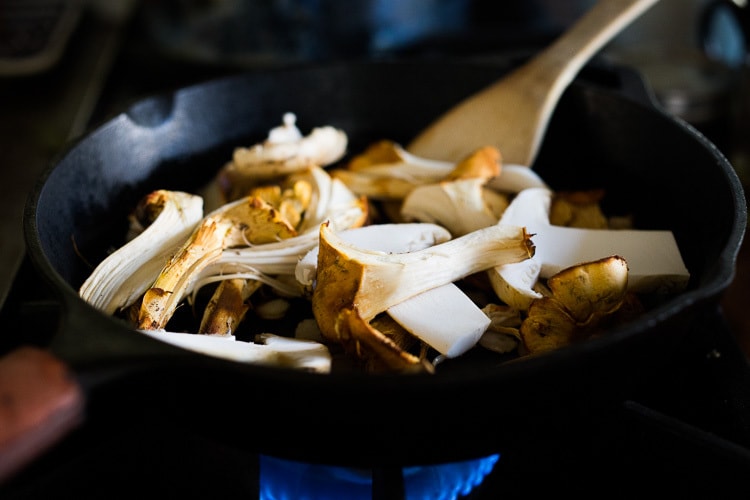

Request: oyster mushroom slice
left=296, top=222, right=489, bottom=357
left=485, top=164, right=549, bottom=193
left=488, top=188, right=551, bottom=310
left=198, top=278, right=262, bottom=336
left=400, top=178, right=508, bottom=237
left=331, top=140, right=456, bottom=199
left=208, top=113, right=349, bottom=205
left=547, top=255, right=629, bottom=323
left=138, top=330, right=331, bottom=373
left=231, top=112, right=348, bottom=178
left=489, top=258, right=545, bottom=311
left=520, top=256, right=630, bottom=355
left=535, top=225, right=689, bottom=292
left=79, top=190, right=204, bottom=315
left=295, top=222, right=453, bottom=287
left=136, top=194, right=288, bottom=331
left=294, top=166, right=369, bottom=234
left=312, top=222, right=534, bottom=359
left=490, top=187, right=690, bottom=311
left=139, top=166, right=368, bottom=331
left=332, top=143, right=502, bottom=201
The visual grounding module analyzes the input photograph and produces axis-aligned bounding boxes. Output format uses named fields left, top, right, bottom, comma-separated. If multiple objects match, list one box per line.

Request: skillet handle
left=0, top=346, right=85, bottom=483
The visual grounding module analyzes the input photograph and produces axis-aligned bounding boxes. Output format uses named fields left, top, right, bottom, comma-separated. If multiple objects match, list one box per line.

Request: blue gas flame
left=260, top=453, right=500, bottom=499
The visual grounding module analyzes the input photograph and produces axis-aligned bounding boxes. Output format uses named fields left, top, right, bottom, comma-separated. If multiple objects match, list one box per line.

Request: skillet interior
left=23, top=61, right=746, bottom=464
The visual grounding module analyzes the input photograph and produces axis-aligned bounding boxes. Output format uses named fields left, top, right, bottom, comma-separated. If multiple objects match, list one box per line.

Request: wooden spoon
left=407, top=0, right=659, bottom=165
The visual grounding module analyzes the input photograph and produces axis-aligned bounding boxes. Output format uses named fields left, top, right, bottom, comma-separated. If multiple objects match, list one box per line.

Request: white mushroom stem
left=490, top=187, right=690, bottom=310
left=386, top=284, right=490, bottom=358
left=295, top=222, right=452, bottom=287
left=138, top=330, right=331, bottom=373
left=79, top=190, right=204, bottom=315
left=314, top=222, right=534, bottom=323
left=535, top=225, right=689, bottom=292
left=296, top=222, right=489, bottom=357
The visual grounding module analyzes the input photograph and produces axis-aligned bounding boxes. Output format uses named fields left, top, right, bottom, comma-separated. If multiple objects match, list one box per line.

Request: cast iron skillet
left=1, top=60, right=747, bottom=476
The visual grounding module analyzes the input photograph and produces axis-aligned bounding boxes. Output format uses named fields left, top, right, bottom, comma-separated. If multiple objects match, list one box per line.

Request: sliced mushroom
left=79, top=190, right=203, bottom=315
left=386, top=283, right=491, bottom=358
left=138, top=330, right=331, bottom=373
left=137, top=195, right=280, bottom=330
left=196, top=178, right=317, bottom=336
left=489, top=187, right=690, bottom=312
left=312, top=222, right=534, bottom=371
left=199, top=278, right=262, bottom=336
left=520, top=256, right=629, bottom=355
left=485, top=164, right=549, bottom=193
left=138, top=167, right=368, bottom=331
left=295, top=222, right=453, bottom=289
left=398, top=146, right=510, bottom=236
left=332, top=143, right=501, bottom=201
left=297, top=222, right=491, bottom=359
left=212, top=112, right=348, bottom=202
left=478, top=303, right=523, bottom=354
left=549, top=190, right=608, bottom=229
left=400, top=178, right=508, bottom=237
left=331, top=140, right=456, bottom=199
left=200, top=165, right=370, bottom=295
left=233, top=112, right=347, bottom=175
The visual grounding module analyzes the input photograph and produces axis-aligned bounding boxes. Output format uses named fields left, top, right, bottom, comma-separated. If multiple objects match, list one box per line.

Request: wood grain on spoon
left=407, top=0, right=660, bottom=165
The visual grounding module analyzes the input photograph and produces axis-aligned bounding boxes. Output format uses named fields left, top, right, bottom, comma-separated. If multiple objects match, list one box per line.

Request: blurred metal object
left=0, top=0, right=83, bottom=76
left=132, top=0, right=602, bottom=66
left=625, top=49, right=738, bottom=133
left=602, top=0, right=745, bottom=155
left=700, top=0, right=749, bottom=68
left=136, top=0, right=473, bottom=65
left=700, top=0, right=750, bottom=188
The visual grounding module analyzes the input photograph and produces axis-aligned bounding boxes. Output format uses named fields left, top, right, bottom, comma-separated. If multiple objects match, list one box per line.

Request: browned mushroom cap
left=520, top=255, right=629, bottom=355
left=332, top=143, right=500, bottom=201
left=443, top=145, right=501, bottom=181
left=549, top=189, right=608, bottom=229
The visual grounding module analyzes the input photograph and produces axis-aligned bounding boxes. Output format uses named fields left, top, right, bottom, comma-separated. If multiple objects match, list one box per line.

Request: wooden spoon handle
left=520, top=0, right=659, bottom=95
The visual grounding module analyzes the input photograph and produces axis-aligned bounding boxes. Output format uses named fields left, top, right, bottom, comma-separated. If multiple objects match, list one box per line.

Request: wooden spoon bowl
left=407, top=0, right=660, bottom=165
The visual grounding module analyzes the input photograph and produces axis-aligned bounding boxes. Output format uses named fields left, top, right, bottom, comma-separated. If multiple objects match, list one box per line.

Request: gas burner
left=260, top=454, right=499, bottom=499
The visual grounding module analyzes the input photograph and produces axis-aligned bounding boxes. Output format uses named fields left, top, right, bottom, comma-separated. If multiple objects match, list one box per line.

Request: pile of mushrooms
left=79, top=113, right=690, bottom=374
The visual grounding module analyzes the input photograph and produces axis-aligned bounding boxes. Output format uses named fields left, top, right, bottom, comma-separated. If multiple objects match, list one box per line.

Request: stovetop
left=2, top=2, right=750, bottom=497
